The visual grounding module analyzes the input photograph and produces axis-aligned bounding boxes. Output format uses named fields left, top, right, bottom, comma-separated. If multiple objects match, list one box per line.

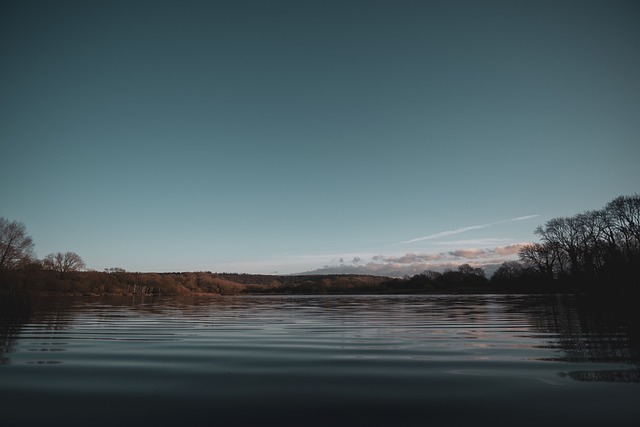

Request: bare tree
left=0, top=217, right=35, bottom=271
left=491, top=261, right=526, bottom=282
left=535, top=217, right=583, bottom=276
left=605, top=195, right=640, bottom=257
left=44, top=252, right=85, bottom=278
left=519, top=242, right=565, bottom=279
left=521, top=194, right=640, bottom=289
left=457, top=263, right=485, bottom=278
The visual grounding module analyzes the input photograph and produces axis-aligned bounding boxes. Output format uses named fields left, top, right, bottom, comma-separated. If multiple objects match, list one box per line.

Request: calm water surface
left=1, top=294, right=639, bottom=426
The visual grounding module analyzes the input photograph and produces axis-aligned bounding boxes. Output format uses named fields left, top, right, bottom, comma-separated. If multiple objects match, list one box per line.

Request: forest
left=1, top=194, right=638, bottom=296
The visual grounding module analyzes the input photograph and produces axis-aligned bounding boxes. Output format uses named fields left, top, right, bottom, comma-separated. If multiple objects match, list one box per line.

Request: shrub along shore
left=0, top=264, right=633, bottom=297
left=1, top=268, right=489, bottom=297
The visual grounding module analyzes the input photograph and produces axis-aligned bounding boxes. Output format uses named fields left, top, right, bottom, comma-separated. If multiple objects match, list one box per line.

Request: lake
left=1, top=294, right=639, bottom=426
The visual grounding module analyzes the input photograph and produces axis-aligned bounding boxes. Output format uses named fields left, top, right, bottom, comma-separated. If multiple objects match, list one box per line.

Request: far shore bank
left=1, top=269, right=633, bottom=299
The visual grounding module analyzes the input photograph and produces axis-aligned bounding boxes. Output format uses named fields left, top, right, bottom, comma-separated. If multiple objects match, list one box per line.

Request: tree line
left=492, top=194, right=640, bottom=292
left=2, top=194, right=638, bottom=295
left=1, top=217, right=85, bottom=282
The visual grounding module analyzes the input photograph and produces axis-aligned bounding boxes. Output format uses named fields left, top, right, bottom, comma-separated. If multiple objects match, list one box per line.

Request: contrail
left=398, top=215, right=539, bottom=244
left=510, top=215, right=540, bottom=221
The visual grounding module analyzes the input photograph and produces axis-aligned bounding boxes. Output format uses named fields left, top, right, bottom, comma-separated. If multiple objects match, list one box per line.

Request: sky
left=1, top=0, right=639, bottom=276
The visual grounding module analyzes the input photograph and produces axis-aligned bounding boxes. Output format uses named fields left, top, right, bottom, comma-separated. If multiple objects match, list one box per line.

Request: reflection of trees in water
left=0, top=291, right=31, bottom=364
left=0, top=293, right=78, bottom=365
left=514, top=294, right=640, bottom=382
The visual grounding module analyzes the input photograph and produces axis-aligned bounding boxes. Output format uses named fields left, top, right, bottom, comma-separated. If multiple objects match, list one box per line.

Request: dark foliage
left=490, top=194, right=640, bottom=293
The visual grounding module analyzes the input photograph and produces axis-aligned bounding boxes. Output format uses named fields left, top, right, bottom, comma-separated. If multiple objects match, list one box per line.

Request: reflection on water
left=504, top=294, right=640, bottom=382
left=1, top=294, right=639, bottom=426
left=0, top=292, right=30, bottom=364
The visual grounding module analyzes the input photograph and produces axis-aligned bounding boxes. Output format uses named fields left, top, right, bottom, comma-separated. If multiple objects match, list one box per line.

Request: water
left=1, top=294, right=639, bottom=426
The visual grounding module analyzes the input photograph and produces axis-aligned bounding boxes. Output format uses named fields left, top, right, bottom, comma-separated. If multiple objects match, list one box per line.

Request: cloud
left=381, top=253, right=446, bottom=263
left=299, top=243, right=531, bottom=277
left=449, top=248, right=486, bottom=259
left=494, top=243, right=528, bottom=256
left=300, top=261, right=463, bottom=277
left=399, top=215, right=539, bottom=244
left=449, top=243, right=528, bottom=259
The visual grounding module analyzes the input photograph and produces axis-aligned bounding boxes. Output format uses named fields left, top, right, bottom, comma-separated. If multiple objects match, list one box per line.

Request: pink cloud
left=301, top=243, right=530, bottom=277
left=449, top=248, right=486, bottom=259
left=494, top=243, right=528, bottom=256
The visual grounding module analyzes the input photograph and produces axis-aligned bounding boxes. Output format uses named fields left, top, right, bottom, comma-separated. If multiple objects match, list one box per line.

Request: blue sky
left=1, top=0, right=639, bottom=276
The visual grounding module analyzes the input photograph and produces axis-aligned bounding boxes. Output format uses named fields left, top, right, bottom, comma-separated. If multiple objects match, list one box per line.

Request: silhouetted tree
left=43, top=252, right=85, bottom=279
left=457, top=264, right=487, bottom=286
left=605, top=195, right=640, bottom=259
left=519, top=194, right=640, bottom=291
left=519, top=242, right=566, bottom=279
left=431, top=264, right=487, bottom=290
left=491, top=261, right=526, bottom=282
left=490, top=261, right=542, bottom=290
left=422, top=270, right=442, bottom=282
left=0, top=217, right=35, bottom=272
left=457, top=264, right=485, bottom=278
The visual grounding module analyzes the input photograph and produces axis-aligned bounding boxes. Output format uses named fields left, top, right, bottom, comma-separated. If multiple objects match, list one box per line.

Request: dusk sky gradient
left=2, top=0, right=639, bottom=275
